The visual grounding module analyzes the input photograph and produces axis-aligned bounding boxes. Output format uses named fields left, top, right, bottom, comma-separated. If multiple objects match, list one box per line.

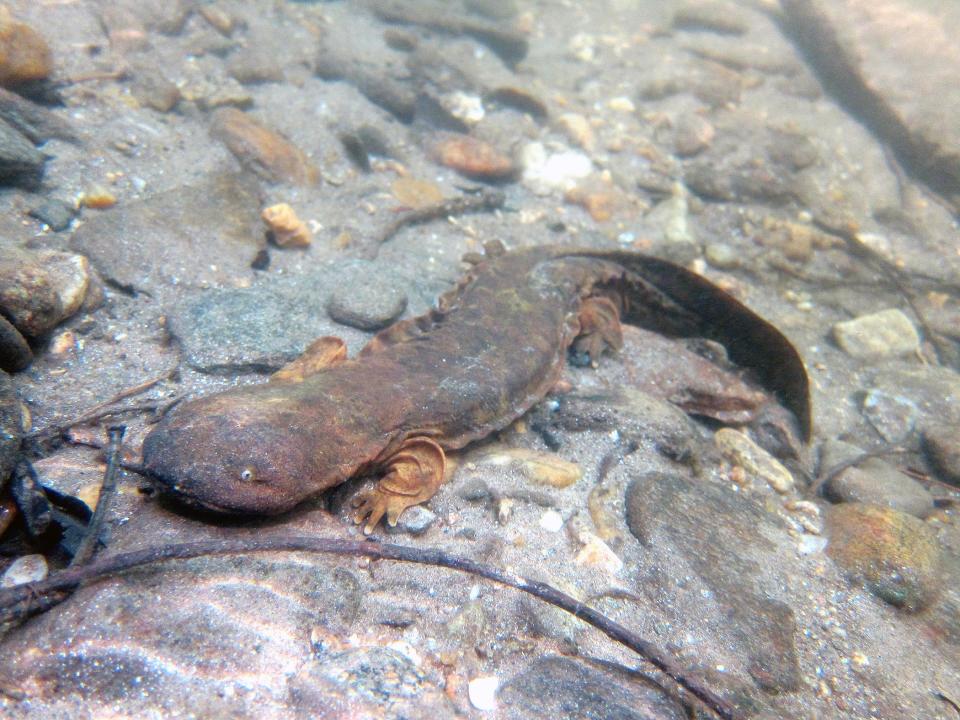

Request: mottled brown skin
left=142, top=246, right=810, bottom=531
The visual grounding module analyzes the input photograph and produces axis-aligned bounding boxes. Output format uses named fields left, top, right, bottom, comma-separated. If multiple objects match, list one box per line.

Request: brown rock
left=0, top=245, right=90, bottom=338
left=826, top=503, right=943, bottom=612
left=210, top=108, right=318, bottom=185
left=431, top=133, right=515, bottom=181
left=0, top=9, right=53, bottom=87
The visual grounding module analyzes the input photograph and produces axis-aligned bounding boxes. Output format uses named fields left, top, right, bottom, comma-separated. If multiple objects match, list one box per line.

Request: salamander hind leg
left=351, top=436, right=446, bottom=534
left=571, top=296, right=623, bottom=367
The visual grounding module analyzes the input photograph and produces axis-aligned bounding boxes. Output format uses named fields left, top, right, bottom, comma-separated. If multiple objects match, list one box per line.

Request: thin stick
left=69, top=425, right=126, bottom=567
left=25, top=368, right=176, bottom=441
left=373, top=189, right=505, bottom=251
left=0, top=536, right=738, bottom=720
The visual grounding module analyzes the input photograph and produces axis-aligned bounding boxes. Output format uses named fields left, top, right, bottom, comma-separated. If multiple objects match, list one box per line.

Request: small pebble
left=557, top=113, right=595, bottom=151
left=539, top=509, right=564, bottom=532
left=715, top=428, right=795, bottom=493
left=575, top=534, right=623, bottom=573
left=832, top=309, right=920, bottom=360
left=673, top=113, right=715, bottom=157
left=386, top=506, right=437, bottom=535
left=1, top=554, right=48, bottom=587
left=704, top=242, right=739, bottom=269
left=262, top=203, right=311, bottom=248
left=478, top=448, right=582, bottom=488
left=521, top=142, right=593, bottom=195
left=80, top=187, right=118, bottom=210
left=468, top=676, right=499, bottom=710
left=28, top=199, right=77, bottom=231
left=431, top=134, right=514, bottom=180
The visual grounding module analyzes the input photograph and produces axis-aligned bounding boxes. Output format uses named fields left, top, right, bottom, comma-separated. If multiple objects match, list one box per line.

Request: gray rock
left=327, top=278, right=407, bottom=331
left=70, top=172, right=264, bottom=300
left=386, top=505, right=437, bottom=535
left=0, top=86, right=76, bottom=144
left=820, top=439, right=934, bottom=518
left=168, top=260, right=413, bottom=374
left=832, top=309, right=920, bottom=360
left=498, top=655, right=687, bottom=720
left=28, top=198, right=76, bottom=231
left=0, top=116, right=45, bottom=188
left=781, top=0, right=960, bottom=208
left=861, top=389, right=918, bottom=442
left=626, top=472, right=802, bottom=693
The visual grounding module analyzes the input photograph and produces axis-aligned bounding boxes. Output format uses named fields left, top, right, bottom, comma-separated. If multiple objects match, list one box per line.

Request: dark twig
left=69, top=425, right=126, bottom=567
left=373, top=189, right=505, bottom=253
left=25, top=367, right=177, bottom=442
left=935, top=690, right=960, bottom=717
left=0, top=536, right=737, bottom=720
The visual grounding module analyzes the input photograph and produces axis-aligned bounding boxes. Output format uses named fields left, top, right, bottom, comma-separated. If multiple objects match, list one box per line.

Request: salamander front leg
left=572, top=296, right=623, bottom=367
left=351, top=436, right=446, bottom=535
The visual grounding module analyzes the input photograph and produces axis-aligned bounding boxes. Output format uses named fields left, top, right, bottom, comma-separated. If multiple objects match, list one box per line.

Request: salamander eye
left=239, top=466, right=256, bottom=483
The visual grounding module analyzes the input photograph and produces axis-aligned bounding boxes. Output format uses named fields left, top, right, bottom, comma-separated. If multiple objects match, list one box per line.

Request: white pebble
left=539, top=509, right=564, bottom=532
left=1, top=554, right=49, bottom=587
left=468, top=676, right=499, bottom=710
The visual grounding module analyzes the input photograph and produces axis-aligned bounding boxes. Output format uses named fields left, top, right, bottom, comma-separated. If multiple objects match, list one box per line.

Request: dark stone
left=28, top=198, right=76, bottom=231
left=498, top=655, right=686, bottom=720
left=0, top=86, right=76, bottom=144
left=0, top=116, right=45, bottom=187
left=0, top=370, right=21, bottom=482
left=327, top=278, right=407, bottom=331
left=626, top=472, right=803, bottom=693
left=69, top=172, right=264, bottom=301
left=0, top=315, right=31, bottom=372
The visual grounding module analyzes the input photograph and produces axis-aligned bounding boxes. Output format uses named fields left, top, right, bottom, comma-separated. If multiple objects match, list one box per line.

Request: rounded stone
left=826, top=503, right=942, bottom=612
left=832, top=308, right=920, bottom=360
left=327, top=281, right=407, bottom=331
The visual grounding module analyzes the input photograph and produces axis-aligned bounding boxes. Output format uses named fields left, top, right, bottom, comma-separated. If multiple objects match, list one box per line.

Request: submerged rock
left=626, top=472, right=803, bottom=693
left=0, top=9, right=53, bottom=88
left=210, top=108, right=318, bottom=186
left=70, top=172, right=264, bottom=299
left=826, top=502, right=943, bottom=612
left=0, top=246, right=90, bottom=338
left=499, top=655, right=686, bottom=720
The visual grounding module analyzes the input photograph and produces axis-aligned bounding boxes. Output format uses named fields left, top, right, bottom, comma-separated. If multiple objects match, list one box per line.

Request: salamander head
left=142, top=393, right=330, bottom=515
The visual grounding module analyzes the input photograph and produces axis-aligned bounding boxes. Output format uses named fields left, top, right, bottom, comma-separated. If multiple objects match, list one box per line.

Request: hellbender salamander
left=142, top=245, right=809, bottom=532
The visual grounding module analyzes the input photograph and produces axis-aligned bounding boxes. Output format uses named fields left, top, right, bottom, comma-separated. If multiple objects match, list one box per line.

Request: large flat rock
left=781, top=0, right=960, bottom=207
